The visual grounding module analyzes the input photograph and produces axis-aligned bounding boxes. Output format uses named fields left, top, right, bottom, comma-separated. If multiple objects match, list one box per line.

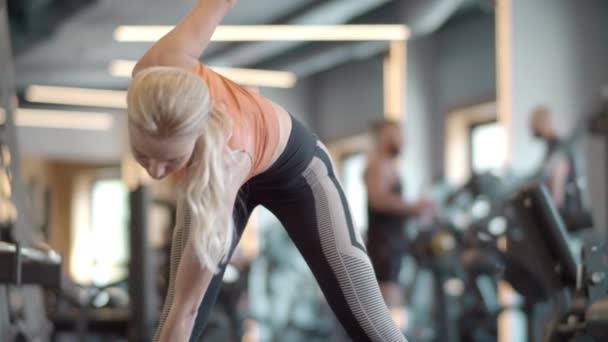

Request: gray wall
left=404, top=35, right=436, bottom=196
left=435, top=12, right=497, bottom=115
left=510, top=0, right=608, bottom=229
left=309, top=56, right=384, bottom=140
left=405, top=11, right=496, bottom=192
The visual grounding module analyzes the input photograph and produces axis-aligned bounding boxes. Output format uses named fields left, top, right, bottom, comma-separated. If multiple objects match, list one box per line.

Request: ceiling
left=6, top=0, right=490, bottom=163
left=12, top=0, right=397, bottom=90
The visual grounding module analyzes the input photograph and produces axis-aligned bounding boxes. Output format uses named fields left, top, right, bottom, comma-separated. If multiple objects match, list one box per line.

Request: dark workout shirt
left=543, top=138, right=578, bottom=211
left=366, top=182, right=407, bottom=252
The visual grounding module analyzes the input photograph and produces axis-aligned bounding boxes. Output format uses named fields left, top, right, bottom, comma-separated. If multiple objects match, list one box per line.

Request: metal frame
left=0, top=3, right=55, bottom=340
left=129, top=185, right=158, bottom=341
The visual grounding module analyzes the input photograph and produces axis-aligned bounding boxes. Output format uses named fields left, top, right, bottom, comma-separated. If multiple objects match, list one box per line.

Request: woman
left=127, top=1, right=408, bottom=341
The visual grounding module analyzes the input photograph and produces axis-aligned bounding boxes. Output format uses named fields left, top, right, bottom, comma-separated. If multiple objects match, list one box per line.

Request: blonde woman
left=127, top=1, right=408, bottom=341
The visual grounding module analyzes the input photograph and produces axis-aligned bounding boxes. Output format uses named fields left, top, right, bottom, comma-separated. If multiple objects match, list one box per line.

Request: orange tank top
left=191, top=63, right=280, bottom=178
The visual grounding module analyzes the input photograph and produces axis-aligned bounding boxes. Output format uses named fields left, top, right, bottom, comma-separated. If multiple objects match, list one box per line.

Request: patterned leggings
left=156, top=118, right=408, bottom=342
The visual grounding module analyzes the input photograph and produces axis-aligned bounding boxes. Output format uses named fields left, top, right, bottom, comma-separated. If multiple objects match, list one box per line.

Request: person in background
left=530, top=106, right=593, bottom=232
left=364, top=119, right=434, bottom=330
left=530, top=106, right=574, bottom=209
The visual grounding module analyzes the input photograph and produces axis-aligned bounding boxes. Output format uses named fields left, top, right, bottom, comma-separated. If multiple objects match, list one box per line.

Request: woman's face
left=129, top=126, right=198, bottom=180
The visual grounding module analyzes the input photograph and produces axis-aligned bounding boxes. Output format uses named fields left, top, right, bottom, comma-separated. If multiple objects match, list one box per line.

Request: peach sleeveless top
left=192, top=63, right=280, bottom=178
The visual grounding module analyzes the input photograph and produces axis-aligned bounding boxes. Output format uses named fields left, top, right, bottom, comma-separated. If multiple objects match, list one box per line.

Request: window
left=89, top=178, right=129, bottom=285
left=469, top=121, right=507, bottom=174
left=340, top=153, right=368, bottom=235
left=445, top=102, right=499, bottom=185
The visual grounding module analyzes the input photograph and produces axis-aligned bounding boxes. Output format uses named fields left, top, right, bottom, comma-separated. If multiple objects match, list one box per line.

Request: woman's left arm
left=133, top=0, right=236, bottom=75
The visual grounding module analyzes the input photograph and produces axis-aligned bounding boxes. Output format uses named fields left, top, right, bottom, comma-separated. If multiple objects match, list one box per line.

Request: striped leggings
left=158, top=118, right=407, bottom=342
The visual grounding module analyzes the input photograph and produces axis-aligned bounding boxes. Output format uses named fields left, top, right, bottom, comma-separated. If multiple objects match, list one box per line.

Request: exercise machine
left=504, top=185, right=608, bottom=342
left=0, top=2, right=63, bottom=340
left=406, top=173, right=509, bottom=342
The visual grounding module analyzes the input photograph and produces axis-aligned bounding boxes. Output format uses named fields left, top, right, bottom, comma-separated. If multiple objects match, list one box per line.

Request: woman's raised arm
left=133, top=0, right=236, bottom=75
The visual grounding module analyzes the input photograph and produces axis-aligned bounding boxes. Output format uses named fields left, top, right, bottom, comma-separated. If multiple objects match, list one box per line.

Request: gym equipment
left=0, top=241, right=62, bottom=287
left=504, top=186, right=577, bottom=303
left=504, top=185, right=608, bottom=342
left=0, top=2, right=64, bottom=340
left=129, top=185, right=159, bottom=342
left=407, top=176, right=508, bottom=342
left=0, top=241, right=62, bottom=342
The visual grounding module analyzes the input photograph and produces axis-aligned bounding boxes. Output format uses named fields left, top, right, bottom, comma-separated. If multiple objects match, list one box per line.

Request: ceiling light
left=11, top=109, right=114, bottom=131
left=109, top=59, right=138, bottom=78
left=209, top=66, right=296, bottom=88
left=25, top=85, right=127, bottom=109
left=114, top=24, right=409, bottom=42
left=110, top=60, right=297, bottom=88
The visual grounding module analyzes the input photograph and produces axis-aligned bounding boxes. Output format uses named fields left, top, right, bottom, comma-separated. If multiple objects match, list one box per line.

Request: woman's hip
left=250, top=114, right=318, bottom=186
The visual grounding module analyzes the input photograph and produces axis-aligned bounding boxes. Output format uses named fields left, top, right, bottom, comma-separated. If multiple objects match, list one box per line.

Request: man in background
left=364, top=119, right=434, bottom=330
left=530, top=106, right=592, bottom=231
left=530, top=107, right=574, bottom=209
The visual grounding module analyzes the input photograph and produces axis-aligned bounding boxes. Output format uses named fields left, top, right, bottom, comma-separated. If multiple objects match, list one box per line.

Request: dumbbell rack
left=0, top=1, right=63, bottom=341
left=0, top=242, right=62, bottom=287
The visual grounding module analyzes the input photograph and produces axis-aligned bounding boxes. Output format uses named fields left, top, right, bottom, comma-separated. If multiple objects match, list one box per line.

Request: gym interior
left=1, top=0, right=607, bottom=341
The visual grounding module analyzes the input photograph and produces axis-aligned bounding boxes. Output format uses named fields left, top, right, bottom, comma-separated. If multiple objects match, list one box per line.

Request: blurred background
left=0, top=0, right=607, bottom=341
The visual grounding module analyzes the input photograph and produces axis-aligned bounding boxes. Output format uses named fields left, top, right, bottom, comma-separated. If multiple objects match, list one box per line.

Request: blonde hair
left=127, top=66, right=234, bottom=273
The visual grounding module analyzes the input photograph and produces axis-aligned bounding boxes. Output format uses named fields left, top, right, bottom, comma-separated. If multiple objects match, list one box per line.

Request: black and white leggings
left=158, top=118, right=408, bottom=342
